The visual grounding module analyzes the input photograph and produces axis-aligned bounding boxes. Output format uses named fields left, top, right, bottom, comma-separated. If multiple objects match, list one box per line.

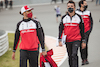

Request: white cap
left=20, top=5, right=33, bottom=14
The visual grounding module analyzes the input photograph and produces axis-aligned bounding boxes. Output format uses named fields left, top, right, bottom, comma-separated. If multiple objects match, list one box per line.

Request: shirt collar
left=67, top=12, right=76, bottom=17
left=78, top=8, right=86, bottom=12
left=23, top=18, right=32, bottom=22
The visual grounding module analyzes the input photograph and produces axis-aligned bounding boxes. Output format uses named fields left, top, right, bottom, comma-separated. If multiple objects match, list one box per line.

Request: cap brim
left=20, top=8, right=34, bottom=15
left=26, top=8, right=34, bottom=11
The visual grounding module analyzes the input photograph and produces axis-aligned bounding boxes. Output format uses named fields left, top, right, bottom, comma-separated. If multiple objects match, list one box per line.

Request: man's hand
left=82, top=42, right=86, bottom=49
left=42, top=51, right=47, bottom=57
left=12, top=52, right=15, bottom=60
left=59, top=41, right=63, bottom=47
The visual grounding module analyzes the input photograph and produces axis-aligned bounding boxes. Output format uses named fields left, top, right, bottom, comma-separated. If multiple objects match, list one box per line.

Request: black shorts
left=56, top=14, right=61, bottom=17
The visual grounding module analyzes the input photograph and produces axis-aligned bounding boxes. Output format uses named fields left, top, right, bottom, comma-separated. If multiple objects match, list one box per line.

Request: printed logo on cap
left=24, top=5, right=29, bottom=10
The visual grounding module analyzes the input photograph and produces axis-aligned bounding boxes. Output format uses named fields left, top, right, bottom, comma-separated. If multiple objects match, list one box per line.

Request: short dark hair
left=67, top=1, right=76, bottom=7
left=79, top=0, right=86, bottom=7
left=19, top=11, right=23, bottom=15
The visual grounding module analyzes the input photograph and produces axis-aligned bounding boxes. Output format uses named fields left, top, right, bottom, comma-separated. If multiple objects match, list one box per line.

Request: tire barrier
left=0, top=30, right=9, bottom=56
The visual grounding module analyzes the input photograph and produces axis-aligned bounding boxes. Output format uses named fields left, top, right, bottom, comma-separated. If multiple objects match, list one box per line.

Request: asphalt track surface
left=0, top=1, right=100, bottom=67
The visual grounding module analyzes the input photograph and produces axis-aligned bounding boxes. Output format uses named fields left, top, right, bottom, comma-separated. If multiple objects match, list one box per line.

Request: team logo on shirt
left=81, top=15, right=89, bottom=18
left=21, top=29, right=35, bottom=33
left=74, top=19, right=77, bottom=21
left=64, top=23, right=78, bottom=26
left=29, top=24, right=33, bottom=27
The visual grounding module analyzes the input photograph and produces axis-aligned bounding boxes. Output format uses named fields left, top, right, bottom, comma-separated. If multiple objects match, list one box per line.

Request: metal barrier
left=0, top=30, right=9, bottom=56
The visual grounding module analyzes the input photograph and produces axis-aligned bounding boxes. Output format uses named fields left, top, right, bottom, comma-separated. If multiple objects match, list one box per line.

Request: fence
left=0, top=30, right=9, bottom=56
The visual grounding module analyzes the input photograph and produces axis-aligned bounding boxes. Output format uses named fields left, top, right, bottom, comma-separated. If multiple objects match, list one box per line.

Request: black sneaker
left=85, top=59, right=89, bottom=65
left=82, top=60, right=85, bottom=65
left=82, top=59, right=89, bottom=65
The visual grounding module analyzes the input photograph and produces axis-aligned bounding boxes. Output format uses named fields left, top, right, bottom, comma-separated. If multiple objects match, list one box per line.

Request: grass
left=0, top=33, right=48, bottom=67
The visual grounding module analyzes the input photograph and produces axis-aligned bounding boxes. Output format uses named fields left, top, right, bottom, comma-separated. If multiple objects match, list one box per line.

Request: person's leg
left=56, top=14, right=58, bottom=22
left=99, top=0, right=100, bottom=5
left=20, top=50, right=28, bottom=67
left=29, top=51, right=38, bottom=67
left=6, top=2, right=8, bottom=8
left=60, top=14, right=62, bottom=20
left=96, top=0, right=98, bottom=5
left=80, top=42, right=85, bottom=59
left=0, top=2, right=1, bottom=11
left=80, top=41, right=87, bottom=65
left=66, top=42, right=72, bottom=67
left=51, top=0, right=53, bottom=4
left=85, top=32, right=90, bottom=59
left=10, top=4, right=12, bottom=9
left=5, top=3, right=7, bottom=8
left=11, top=1, right=13, bottom=9
left=84, top=32, right=90, bottom=64
left=71, top=41, right=80, bottom=67
left=55, top=0, right=56, bottom=3
left=61, top=0, right=63, bottom=3
left=80, top=31, right=90, bottom=65
left=1, top=2, right=3, bottom=9
left=29, top=44, right=41, bottom=67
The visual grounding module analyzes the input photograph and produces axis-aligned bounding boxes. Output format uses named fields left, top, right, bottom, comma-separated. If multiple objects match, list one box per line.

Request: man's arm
left=89, top=12, right=93, bottom=32
left=13, top=23, right=20, bottom=52
left=58, top=21, right=64, bottom=42
left=36, top=22, right=45, bottom=51
left=79, top=15, right=86, bottom=49
left=58, top=15, right=65, bottom=42
left=12, top=22, right=20, bottom=60
left=58, top=21, right=64, bottom=46
left=36, top=21, right=47, bottom=56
